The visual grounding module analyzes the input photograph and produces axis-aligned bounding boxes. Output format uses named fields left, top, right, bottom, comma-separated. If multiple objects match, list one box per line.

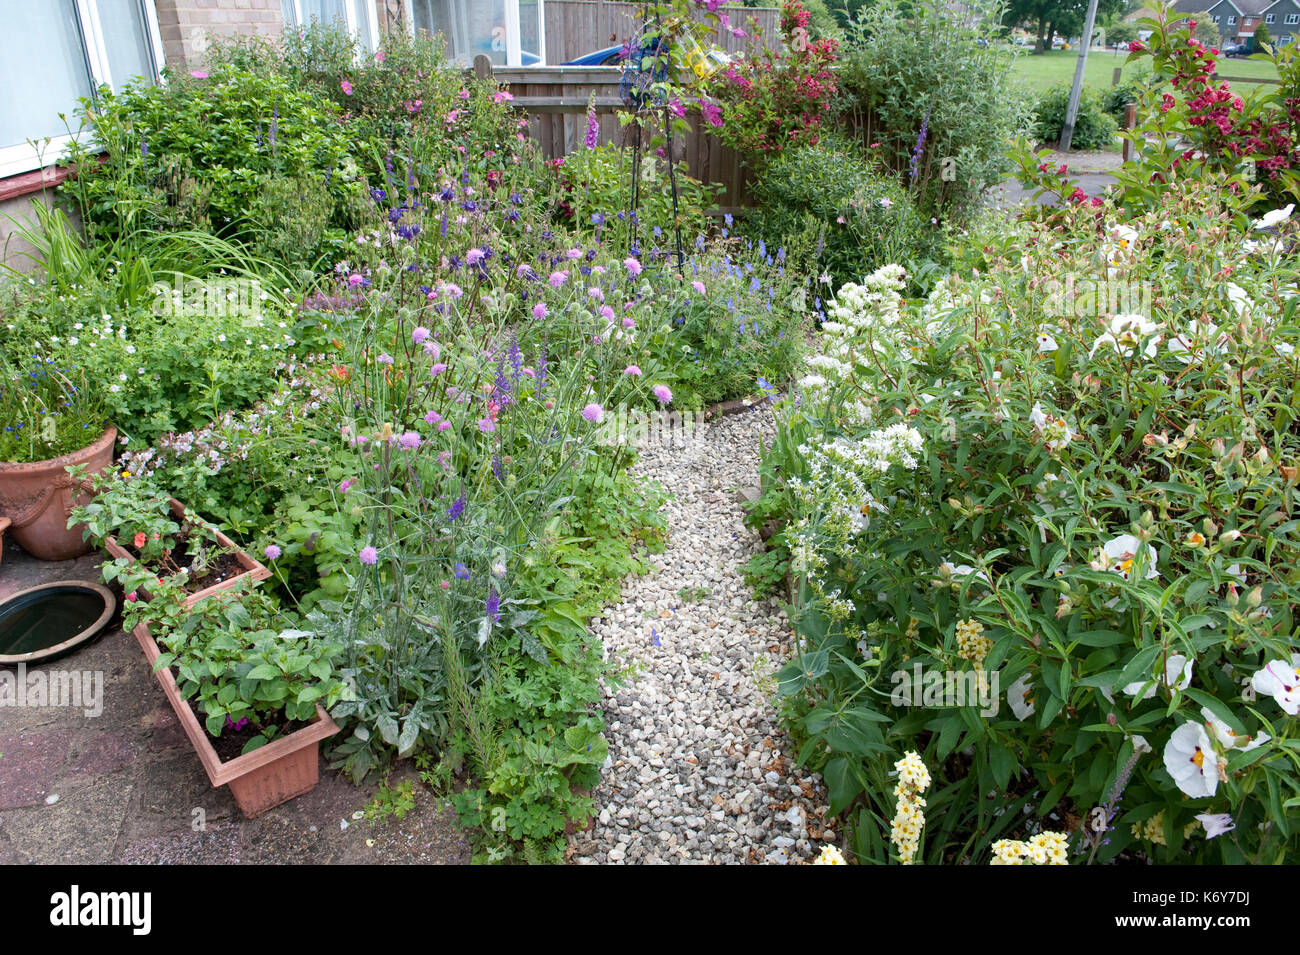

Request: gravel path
left=568, top=405, right=832, bottom=865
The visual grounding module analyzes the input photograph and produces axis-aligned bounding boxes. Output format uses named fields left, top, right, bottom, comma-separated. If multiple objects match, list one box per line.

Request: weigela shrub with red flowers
left=1112, top=4, right=1299, bottom=209
left=706, top=1, right=839, bottom=159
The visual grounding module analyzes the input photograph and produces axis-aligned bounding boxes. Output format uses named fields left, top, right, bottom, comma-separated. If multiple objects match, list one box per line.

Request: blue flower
left=454, top=562, right=470, bottom=579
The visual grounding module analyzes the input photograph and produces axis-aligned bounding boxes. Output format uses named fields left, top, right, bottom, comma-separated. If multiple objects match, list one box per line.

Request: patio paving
left=0, top=538, right=468, bottom=865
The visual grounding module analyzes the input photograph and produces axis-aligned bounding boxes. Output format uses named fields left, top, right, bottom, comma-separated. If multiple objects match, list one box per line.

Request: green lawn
left=1007, top=47, right=1280, bottom=97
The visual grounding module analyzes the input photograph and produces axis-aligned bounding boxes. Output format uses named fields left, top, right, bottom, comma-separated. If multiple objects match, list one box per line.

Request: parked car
left=563, top=41, right=732, bottom=71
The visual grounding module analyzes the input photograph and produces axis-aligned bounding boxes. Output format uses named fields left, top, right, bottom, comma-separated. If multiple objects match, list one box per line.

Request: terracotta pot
left=104, top=497, right=269, bottom=607
left=0, top=426, right=116, bottom=561
left=133, top=621, right=340, bottom=817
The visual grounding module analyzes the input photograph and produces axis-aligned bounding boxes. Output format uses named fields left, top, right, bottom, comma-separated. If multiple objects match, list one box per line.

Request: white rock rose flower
left=1163, top=721, right=1219, bottom=798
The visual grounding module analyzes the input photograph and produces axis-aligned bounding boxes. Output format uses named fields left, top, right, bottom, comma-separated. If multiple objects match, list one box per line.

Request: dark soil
left=204, top=713, right=315, bottom=763
left=125, top=534, right=247, bottom=594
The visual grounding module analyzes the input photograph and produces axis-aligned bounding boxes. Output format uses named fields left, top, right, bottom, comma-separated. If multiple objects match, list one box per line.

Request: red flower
left=1129, top=40, right=1144, bottom=52
left=125, top=591, right=137, bottom=603
left=133, top=532, right=147, bottom=549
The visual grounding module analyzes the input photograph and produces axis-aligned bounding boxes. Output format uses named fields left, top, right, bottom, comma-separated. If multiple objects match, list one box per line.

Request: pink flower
left=359, top=545, right=378, bottom=565
left=623, top=256, right=643, bottom=276
left=600, top=305, right=615, bottom=321
left=375, top=50, right=386, bottom=63
left=424, top=410, right=441, bottom=425
left=458, top=90, right=470, bottom=99
left=581, top=403, right=605, bottom=423
left=622, top=317, right=636, bottom=329
left=589, top=287, right=604, bottom=302
left=624, top=365, right=642, bottom=376
left=466, top=247, right=485, bottom=265
left=493, top=90, right=514, bottom=103
left=437, top=421, right=452, bottom=432
left=348, top=273, right=364, bottom=288
left=189, top=70, right=209, bottom=79
left=125, top=591, right=138, bottom=603
left=412, top=326, right=430, bottom=344
left=440, top=580, right=451, bottom=589
left=398, top=431, right=421, bottom=450
left=264, top=544, right=282, bottom=561
left=339, top=479, right=354, bottom=493
left=423, top=340, right=441, bottom=359
left=533, top=303, right=549, bottom=320
left=567, top=248, right=583, bottom=259
left=653, top=384, right=673, bottom=404
left=341, top=78, right=353, bottom=96
left=549, top=270, right=569, bottom=288
left=430, top=362, right=448, bottom=377
left=692, top=281, right=706, bottom=294
left=478, top=418, right=496, bottom=433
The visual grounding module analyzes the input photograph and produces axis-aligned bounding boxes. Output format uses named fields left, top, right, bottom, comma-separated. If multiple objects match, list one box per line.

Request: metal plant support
left=618, top=3, right=686, bottom=274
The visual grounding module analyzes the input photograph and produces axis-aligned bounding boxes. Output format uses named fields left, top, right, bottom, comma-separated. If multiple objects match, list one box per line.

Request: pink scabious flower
left=339, top=479, right=355, bottom=493
left=264, top=544, right=282, bottom=561
left=412, top=326, right=430, bottom=344
left=653, top=384, right=673, bottom=404
left=423, top=340, right=441, bottom=359
left=341, top=78, right=354, bottom=96
left=589, top=287, right=605, bottom=302
left=600, top=305, right=615, bottom=321
left=347, top=273, right=365, bottom=288
left=359, top=545, right=378, bottom=565
left=466, top=247, right=485, bottom=265
left=621, top=317, right=636, bottom=329
left=430, top=362, right=448, bottom=377
left=566, top=248, right=583, bottom=259
left=442, top=282, right=463, bottom=298
left=624, top=365, right=642, bottom=376
left=692, top=280, right=706, bottom=294
left=437, top=420, right=452, bottom=432
left=549, top=270, right=569, bottom=288
left=398, top=431, right=422, bottom=449
left=623, top=256, right=643, bottom=276
left=478, top=417, right=497, bottom=433
left=424, top=410, right=441, bottom=425
left=376, top=353, right=394, bottom=365
left=581, top=403, right=605, bottom=423
left=533, top=303, right=549, bottom=320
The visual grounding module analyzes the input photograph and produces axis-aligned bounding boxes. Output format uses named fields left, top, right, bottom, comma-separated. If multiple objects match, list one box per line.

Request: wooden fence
left=487, top=62, right=754, bottom=209
left=543, top=1, right=780, bottom=64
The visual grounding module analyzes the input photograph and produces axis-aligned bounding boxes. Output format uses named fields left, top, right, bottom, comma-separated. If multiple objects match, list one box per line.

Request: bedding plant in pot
left=68, top=468, right=269, bottom=604
left=114, top=562, right=350, bottom=816
left=0, top=358, right=114, bottom=561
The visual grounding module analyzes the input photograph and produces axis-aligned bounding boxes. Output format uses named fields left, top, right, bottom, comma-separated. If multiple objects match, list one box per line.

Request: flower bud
left=1246, top=585, right=1263, bottom=608
left=1219, top=529, right=1241, bottom=544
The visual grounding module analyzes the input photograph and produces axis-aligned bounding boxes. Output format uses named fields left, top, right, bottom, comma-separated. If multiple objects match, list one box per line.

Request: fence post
left=1112, top=66, right=1122, bottom=86
left=1122, top=102, right=1137, bottom=162
left=473, top=54, right=494, bottom=81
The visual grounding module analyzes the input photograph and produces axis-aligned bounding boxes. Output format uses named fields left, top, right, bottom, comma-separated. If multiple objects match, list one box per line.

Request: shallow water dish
left=0, top=581, right=116, bottom=665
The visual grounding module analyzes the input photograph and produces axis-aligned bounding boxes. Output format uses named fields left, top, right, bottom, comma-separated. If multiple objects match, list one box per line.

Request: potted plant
left=0, top=359, right=114, bottom=560
left=115, top=564, right=349, bottom=817
left=68, top=469, right=269, bottom=606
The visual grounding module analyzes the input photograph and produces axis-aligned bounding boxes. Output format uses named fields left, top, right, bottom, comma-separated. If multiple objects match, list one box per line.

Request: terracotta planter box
left=104, top=497, right=269, bottom=607
left=133, top=621, right=340, bottom=817
left=0, top=426, right=116, bottom=561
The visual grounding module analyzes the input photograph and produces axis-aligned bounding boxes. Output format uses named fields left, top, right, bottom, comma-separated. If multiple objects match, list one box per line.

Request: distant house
left=1165, top=0, right=1288, bottom=44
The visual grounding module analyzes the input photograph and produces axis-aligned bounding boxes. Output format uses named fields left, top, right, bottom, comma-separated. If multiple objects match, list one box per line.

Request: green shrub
left=1032, top=85, right=1118, bottom=149
left=746, top=136, right=930, bottom=291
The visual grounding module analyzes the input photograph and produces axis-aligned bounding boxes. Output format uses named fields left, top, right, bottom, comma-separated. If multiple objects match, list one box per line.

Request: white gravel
left=569, top=405, right=832, bottom=865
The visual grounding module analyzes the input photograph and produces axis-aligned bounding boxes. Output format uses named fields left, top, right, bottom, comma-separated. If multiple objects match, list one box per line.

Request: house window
left=1283, top=33, right=1295, bottom=42
left=1213, top=14, right=1221, bottom=22
left=408, top=0, right=546, bottom=66
left=1267, top=13, right=1276, bottom=22
left=1288, top=14, right=1299, bottom=24
left=0, top=0, right=163, bottom=179
left=1228, top=15, right=1237, bottom=23
left=282, top=0, right=380, bottom=51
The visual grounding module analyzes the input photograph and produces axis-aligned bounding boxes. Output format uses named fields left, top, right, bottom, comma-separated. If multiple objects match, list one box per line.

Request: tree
left=1108, top=21, right=1138, bottom=44
left=1255, top=21, right=1272, bottom=49
left=1004, top=0, right=1125, bottom=52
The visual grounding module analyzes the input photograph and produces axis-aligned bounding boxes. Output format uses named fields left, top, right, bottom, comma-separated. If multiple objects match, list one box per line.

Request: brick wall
left=153, top=0, right=285, bottom=71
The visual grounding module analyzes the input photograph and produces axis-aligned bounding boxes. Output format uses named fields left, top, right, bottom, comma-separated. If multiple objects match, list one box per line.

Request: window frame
left=403, top=0, right=548, bottom=66
left=284, top=0, right=382, bottom=51
left=1267, top=12, right=1276, bottom=22
left=0, top=0, right=164, bottom=180
left=1228, top=15, right=1237, bottom=24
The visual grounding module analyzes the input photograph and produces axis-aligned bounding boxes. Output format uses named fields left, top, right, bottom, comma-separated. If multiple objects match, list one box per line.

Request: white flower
left=1251, top=659, right=1300, bottom=715
left=1129, top=734, right=1152, bottom=755
left=1195, top=812, right=1236, bottom=839
left=1200, top=706, right=1268, bottom=751
left=1036, top=328, right=1059, bottom=353
left=1090, top=314, right=1162, bottom=359
left=1007, top=673, right=1036, bottom=721
left=1251, top=203, right=1294, bottom=231
left=1103, top=533, right=1159, bottom=580
left=1123, top=653, right=1193, bottom=699
left=1163, top=721, right=1219, bottom=798
left=1029, top=402, right=1074, bottom=451
left=1166, top=320, right=1229, bottom=364
left=1223, top=283, right=1252, bottom=318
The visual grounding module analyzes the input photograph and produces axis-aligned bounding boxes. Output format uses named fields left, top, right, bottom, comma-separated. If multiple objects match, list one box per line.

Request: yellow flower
left=811, top=845, right=847, bottom=865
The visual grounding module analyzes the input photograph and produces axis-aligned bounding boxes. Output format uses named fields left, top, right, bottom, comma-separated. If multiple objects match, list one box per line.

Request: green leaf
left=823, top=757, right=861, bottom=816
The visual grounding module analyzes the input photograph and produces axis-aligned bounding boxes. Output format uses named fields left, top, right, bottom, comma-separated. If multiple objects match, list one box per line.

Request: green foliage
left=1032, top=84, right=1118, bottom=149
left=836, top=0, right=1030, bottom=220
left=0, top=358, right=104, bottom=464
left=746, top=135, right=930, bottom=290
left=364, top=778, right=417, bottom=824
left=1100, top=64, right=1152, bottom=119
left=759, top=178, right=1300, bottom=864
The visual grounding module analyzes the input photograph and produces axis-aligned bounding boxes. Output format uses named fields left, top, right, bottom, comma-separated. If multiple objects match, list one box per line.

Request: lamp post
left=1059, top=0, right=1102, bottom=153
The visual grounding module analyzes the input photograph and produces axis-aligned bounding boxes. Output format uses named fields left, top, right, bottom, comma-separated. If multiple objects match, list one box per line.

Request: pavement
left=991, top=148, right=1124, bottom=209
left=0, top=538, right=469, bottom=865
